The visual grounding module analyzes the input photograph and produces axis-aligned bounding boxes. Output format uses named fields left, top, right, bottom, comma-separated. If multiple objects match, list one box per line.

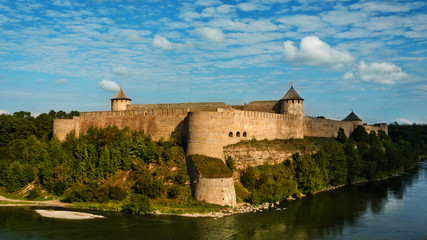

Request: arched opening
left=243, top=132, right=247, bottom=137
left=236, top=131, right=240, bottom=137
left=228, top=132, right=233, bottom=137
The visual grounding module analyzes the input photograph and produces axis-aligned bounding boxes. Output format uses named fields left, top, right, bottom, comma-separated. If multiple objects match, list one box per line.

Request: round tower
left=280, top=85, right=304, bottom=117
left=111, top=88, right=131, bottom=111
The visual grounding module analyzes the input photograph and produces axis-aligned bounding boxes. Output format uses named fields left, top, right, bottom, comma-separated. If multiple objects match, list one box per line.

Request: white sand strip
left=35, top=210, right=104, bottom=220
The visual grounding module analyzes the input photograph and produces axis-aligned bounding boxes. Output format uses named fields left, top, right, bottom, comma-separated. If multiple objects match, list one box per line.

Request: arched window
left=236, top=131, right=241, bottom=137
left=243, top=132, right=247, bottom=137
left=229, top=132, right=233, bottom=137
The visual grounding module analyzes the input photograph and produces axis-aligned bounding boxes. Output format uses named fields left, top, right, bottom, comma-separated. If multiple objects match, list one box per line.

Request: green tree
left=336, top=127, right=347, bottom=144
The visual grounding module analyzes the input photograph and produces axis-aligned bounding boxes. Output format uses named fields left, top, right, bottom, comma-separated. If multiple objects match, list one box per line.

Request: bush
left=167, top=186, right=180, bottom=199
left=122, top=194, right=150, bottom=215
left=26, top=186, right=41, bottom=200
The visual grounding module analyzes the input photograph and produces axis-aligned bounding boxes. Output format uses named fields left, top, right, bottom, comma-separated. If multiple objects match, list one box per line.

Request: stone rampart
left=363, top=124, right=388, bottom=135
left=303, top=117, right=359, bottom=138
left=53, top=118, right=78, bottom=141
left=128, top=102, right=231, bottom=112
left=242, top=100, right=281, bottom=113
left=186, top=156, right=236, bottom=206
left=54, top=109, right=190, bottom=141
left=186, top=109, right=304, bottom=160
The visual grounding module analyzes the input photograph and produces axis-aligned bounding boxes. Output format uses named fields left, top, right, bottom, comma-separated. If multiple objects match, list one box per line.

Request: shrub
left=167, top=186, right=180, bottom=199
left=122, top=194, right=150, bottom=215
left=26, top=186, right=41, bottom=200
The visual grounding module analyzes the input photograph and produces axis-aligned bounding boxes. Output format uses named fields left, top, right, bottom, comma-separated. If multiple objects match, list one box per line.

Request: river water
left=1, top=160, right=426, bottom=240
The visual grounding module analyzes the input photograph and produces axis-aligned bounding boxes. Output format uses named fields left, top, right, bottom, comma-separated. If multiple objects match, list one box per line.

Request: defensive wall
left=53, top=108, right=190, bottom=141
left=186, top=109, right=303, bottom=160
left=186, top=156, right=236, bottom=206
left=52, top=87, right=388, bottom=207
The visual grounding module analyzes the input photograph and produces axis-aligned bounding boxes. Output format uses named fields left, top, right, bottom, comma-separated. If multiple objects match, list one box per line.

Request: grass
left=151, top=199, right=226, bottom=214
left=0, top=200, right=33, bottom=205
left=234, top=182, right=250, bottom=203
left=191, top=154, right=232, bottom=178
left=71, top=202, right=124, bottom=212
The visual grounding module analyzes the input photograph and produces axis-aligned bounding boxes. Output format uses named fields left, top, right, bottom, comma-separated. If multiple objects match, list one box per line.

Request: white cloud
left=343, top=72, right=354, bottom=79
left=99, top=79, right=120, bottom=92
left=180, top=11, right=200, bottom=21
left=194, top=27, right=225, bottom=43
left=113, top=66, right=128, bottom=76
left=55, top=78, right=68, bottom=84
left=349, top=2, right=421, bottom=13
left=396, top=118, right=413, bottom=125
left=237, top=3, right=270, bottom=11
left=51, top=0, right=72, bottom=7
left=152, top=35, right=192, bottom=50
left=358, top=61, right=408, bottom=84
left=283, top=36, right=355, bottom=69
left=195, top=0, right=221, bottom=7
left=0, top=109, right=10, bottom=115
left=152, top=35, right=173, bottom=50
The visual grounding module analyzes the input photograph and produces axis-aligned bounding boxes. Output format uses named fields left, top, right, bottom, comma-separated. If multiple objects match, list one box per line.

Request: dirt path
left=0, top=194, right=70, bottom=207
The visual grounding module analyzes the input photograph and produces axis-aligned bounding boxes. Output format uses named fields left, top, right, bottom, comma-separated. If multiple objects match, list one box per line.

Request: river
left=1, top=160, right=426, bottom=240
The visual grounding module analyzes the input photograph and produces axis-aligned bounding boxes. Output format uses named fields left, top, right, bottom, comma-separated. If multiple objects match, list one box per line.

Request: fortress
left=53, top=86, right=387, bottom=206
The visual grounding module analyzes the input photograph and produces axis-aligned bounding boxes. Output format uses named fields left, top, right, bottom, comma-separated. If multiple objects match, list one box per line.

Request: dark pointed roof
left=111, top=88, right=131, bottom=100
left=281, top=86, right=303, bottom=100
left=343, top=111, right=362, bottom=121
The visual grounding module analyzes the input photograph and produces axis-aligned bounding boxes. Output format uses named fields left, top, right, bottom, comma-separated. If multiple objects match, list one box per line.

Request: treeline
left=0, top=110, right=79, bottom=146
left=240, top=125, right=426, bottom=204
left=0, top=111, right=190, bottom=214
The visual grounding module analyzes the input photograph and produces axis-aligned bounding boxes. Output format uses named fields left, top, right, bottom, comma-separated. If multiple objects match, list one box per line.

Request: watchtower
left=111, top=88, right=131, bottom=111
left=280, top=85, right=304, bottom=117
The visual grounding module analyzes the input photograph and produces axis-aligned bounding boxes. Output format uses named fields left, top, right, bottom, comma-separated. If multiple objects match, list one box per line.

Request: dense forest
left=239, top=125, right=426, bottom=204
left=0, top=111, right=426, bottom=213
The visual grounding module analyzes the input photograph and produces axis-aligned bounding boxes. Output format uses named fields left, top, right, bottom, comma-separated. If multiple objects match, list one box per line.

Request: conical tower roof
left=343, top=111, right=362, bottom=121
left=111, top=88, right=131, bottom=100
left=281, top=86, right=303, bottom=100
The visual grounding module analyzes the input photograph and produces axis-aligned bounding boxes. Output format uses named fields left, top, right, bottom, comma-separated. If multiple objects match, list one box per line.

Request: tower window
left=229, top=132, right=233, bottom=137
left=236, top=131, right=240, bottom=137
left=243, top=132, right=247, bottom=137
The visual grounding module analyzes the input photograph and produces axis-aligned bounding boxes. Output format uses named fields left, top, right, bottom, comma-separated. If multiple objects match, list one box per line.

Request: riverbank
left=0, top=161, right=423, bottom=219
left=0, top=194, right=70, bottom=207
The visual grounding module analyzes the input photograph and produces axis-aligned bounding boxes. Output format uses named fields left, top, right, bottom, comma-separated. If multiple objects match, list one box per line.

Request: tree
left=350, top=126, right=369, bottom=143
left=336, top=128, right=347, bottom=144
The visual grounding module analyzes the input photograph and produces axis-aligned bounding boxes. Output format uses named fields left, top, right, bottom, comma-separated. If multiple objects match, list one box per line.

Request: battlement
left=128, top=102, right=231, bottom=112
left=220, top=109, right=299, bottom=121
left=78, top=108, right=190, bottom=119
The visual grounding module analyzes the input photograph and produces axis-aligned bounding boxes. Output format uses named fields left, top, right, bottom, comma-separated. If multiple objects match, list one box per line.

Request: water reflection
left=0, top=161, right=426, bottom=240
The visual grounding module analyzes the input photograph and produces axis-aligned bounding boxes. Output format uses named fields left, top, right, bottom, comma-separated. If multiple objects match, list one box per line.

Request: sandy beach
left=35, top=209, right=104, bottom=219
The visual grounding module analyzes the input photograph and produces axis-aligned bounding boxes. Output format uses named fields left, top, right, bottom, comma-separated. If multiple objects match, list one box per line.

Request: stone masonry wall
left=186, top=156, right=236, bottom=206
left=186, top=109, right=304, bottom=160
left=303, top=117, right=359, bottom=138
left=53, top=109, right=189, bottom=141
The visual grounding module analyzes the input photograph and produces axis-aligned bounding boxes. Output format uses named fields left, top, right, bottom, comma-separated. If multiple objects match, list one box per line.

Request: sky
left=0, top=0, right=426, bottom=124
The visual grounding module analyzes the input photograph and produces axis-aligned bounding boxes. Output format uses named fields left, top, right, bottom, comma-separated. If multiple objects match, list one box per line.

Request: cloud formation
left=358, top=61, right=408, bottom=84
left=152, top=35, right=173, bottom=50
left=113, top=66, right=128, bottom=76
left=99, top=79, right=120, bottom=92
left=0, top=109, right=10, bottom=115
left=194, top=27, right=226, bottom=43
left=55, top=78, right=68, bottom=84
left=283, top=36, right=355, bottom=70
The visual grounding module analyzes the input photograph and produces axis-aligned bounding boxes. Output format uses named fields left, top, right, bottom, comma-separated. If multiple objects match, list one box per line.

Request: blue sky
left=0, top=0, right=426, bottom=124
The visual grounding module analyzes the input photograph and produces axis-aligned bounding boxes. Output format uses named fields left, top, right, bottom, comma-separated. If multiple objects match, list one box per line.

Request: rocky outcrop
left=223, top=139, right=319, bottom=170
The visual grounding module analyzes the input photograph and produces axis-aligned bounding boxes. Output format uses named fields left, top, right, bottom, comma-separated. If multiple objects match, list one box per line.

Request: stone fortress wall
left=53, top=87, right=388, bottom=206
